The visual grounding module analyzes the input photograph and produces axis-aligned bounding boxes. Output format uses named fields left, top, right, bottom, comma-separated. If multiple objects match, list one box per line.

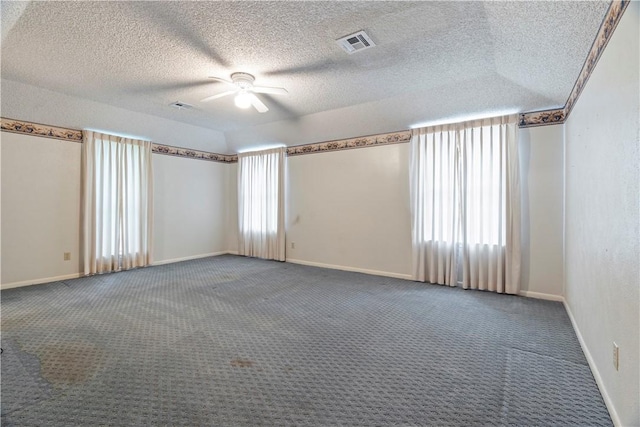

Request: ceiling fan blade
left=259, top=94, right=297, bottom=117
left=249, top=93, right=269, bottom=113
left=252, top=86, right=288, bottom=96
left=208, top=76, right=235, bottom=86
left=200, top=90, right=237, bottom=102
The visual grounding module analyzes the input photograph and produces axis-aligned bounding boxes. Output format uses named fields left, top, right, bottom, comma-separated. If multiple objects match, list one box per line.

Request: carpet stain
left=38, top=342, right=104, bottom=385
left=230, top=358, right=253, bottom=368
left=1, top=314, right=35, bottom=331
left=209, top=274, right=239, bottom=284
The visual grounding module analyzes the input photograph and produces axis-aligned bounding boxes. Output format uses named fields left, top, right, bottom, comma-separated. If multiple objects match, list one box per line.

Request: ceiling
left=2, top=1, right=609, bottom=144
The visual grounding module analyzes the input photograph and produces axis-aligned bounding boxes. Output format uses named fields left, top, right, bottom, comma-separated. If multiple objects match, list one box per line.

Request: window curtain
left=82, top=130, right=154, bottom=275
left=237, top=147, right=285, bottom=261
left=410, top=115, right=521, bottom=294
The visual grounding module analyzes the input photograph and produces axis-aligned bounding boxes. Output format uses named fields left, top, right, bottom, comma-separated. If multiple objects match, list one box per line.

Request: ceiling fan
left=200, top=72, right=288, bottom=113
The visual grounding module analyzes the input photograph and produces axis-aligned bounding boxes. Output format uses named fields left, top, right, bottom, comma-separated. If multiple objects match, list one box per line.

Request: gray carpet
left=1, top=255, right=611, bottom=426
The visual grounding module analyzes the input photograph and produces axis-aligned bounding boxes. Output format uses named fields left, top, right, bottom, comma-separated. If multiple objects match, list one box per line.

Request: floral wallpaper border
left=519, top=0, right=629, bottom=128
left=1, top=117, right=237, bottom=163
left=286, top=131, right=411, bottom=156
left=1, top=117, right=83, bottom=142
left=1, top=116, right=411, bottom=160
left=564, top=0, right=628, bottom=117
left=518, top=109, right=566, bottom=128
left=152, top=144, right=237, bottom=163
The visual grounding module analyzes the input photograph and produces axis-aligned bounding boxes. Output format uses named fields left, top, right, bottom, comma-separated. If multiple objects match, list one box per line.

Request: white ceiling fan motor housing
left=231, top=72, right=255, bottom=89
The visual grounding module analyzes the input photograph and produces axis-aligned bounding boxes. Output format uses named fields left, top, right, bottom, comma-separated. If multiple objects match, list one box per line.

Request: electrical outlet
left=613, top=342, right=619, bottom=371
left=64, top=252, right=71, bottom=261
left=290, top=242, right=295, bottom=249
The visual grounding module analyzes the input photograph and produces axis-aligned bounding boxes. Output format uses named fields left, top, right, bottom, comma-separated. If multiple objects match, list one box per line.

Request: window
left=410, top=115, right=521, bottom=293
left=82, top=131, right=153, bottom=274
left=237, top=147, right=285, bottom=260
left=462, top=125, right=507, bottom=246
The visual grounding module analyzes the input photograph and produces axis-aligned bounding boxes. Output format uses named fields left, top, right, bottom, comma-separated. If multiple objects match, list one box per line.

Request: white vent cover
left=169, top=101, right=193, bottom=110
left=336, top=30, right=375, bottom=54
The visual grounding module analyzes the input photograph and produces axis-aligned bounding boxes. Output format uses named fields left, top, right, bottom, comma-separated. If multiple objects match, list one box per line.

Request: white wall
left=1, top=133, right=233, bottom=287
left=519, top=125, right=564, bottom=298
left=1, top=79, right=228, bottom=153
left=286, top=143, right=412, bottom=279
left=153, top=154, right=228, bottom=263
left=564, top=2, right=639, bottom=425
left=1, top=133, right=82, bottom=285
left=1, top=78, right=235, bottom=287
left=284, top=128, right=565, bottom=293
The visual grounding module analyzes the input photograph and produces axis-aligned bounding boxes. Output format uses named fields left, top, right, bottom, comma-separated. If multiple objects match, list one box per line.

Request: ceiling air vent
left=336, top=30, right=376, bottom=54
left=169, top=101, right=193, bottom=110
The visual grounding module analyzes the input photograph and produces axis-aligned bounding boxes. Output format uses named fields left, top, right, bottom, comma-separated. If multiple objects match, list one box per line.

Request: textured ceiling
left=1, top=1, right=609, bottom=137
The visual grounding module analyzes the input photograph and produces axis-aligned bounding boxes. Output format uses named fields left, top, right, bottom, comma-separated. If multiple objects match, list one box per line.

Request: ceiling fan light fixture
left=202, top=72, right=285, bottom=112
left=234, top=91, right=252, bottom=109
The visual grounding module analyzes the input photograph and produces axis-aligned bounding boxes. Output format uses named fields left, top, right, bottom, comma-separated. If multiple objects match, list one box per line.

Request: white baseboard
left=2, top=252, right=236, bottom=290
left=226, top=250, right=239, bottom=255
left=563, top=300, right=620, bottom=426
left=1, top=273, right=83, bottom=290
left=152, top=251, right=229, bottom=266
left=285, top=258, right=413, bottom=281
left=518, top=290, right=564, bottom=301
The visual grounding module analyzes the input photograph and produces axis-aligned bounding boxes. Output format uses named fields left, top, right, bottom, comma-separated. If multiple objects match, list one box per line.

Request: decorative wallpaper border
left=1, top=117, right=237, bottom=163
left=286, top=131, right=411, bottom=156
left=564, top=0, right=628, bottom=116
left=152, top=144, right=237, bottom=163
left=519, top=0, right=629, bottom=128
left=519, top=109, right=565, bottom=128
left=1, top=116, right=411, bottom=160
left=1, top=117, right=83, bottom=142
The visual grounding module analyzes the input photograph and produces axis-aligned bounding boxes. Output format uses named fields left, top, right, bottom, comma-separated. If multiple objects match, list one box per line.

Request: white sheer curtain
left=410, top=115, right=521, bottom=294
left=410, top=124, right=460, bottom=286
left=237, top=147, right=285, bottom=261
left=82, top=130, right=153, bottom=275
